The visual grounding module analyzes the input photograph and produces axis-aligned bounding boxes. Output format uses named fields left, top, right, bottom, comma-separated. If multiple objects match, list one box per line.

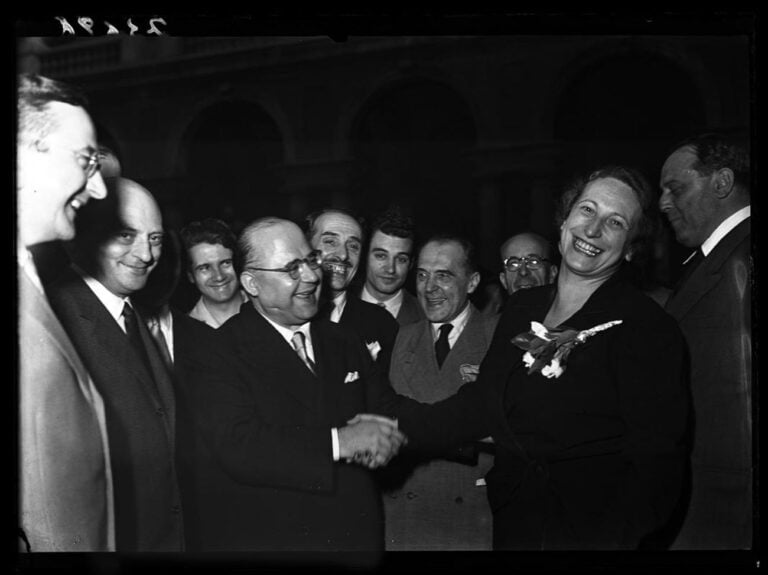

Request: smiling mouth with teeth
left=573, top=238, right=603, bottom=257
left=323, top=262, right=350, bottom=275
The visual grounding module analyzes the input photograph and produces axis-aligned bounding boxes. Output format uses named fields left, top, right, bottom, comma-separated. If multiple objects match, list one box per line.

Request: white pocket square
left=344, top=371, right=360, bottom=383
left=366, top=341, right=381, bottom=361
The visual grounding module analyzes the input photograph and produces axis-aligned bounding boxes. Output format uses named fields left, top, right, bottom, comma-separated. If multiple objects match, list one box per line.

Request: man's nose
left=299, top=260, right=320, bottom=282
left=133, top=237, right=153, bottom=263
left=658, top=190, right=672, bottom=212
left=87, top=171, right=108, bottom=199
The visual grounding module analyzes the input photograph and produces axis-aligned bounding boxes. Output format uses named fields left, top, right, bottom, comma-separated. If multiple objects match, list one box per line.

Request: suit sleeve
left=604, top=309, right=689, bottom=545
left=182, top=328, right=336, bottom=494
left=365, top=317, right=506, bottom=454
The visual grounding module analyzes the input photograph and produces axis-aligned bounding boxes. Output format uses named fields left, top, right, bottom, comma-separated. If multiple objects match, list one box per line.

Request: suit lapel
left=665, top=219, right=751, bottom=320
left=67, top=277, right=168, bottom=412
left=235, top=307, right=319, bottom=412
left=19, top=269, right=89, bottom=383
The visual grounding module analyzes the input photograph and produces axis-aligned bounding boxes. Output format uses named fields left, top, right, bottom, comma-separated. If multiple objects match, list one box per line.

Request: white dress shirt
left=18, top=246, right=44, bottom=294
left=330, top=292, right=348, bottom=323
left=76, top=267, right=133, bottom=333
left=431, top=302, right=472, bottom=349
left=701, top=205, right=750, bottom=256
left=360, top=285, right=404, bottom=319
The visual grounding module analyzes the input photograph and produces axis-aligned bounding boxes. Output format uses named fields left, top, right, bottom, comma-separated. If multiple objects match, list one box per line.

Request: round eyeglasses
left=245, top=250, right=323, bottom=280
left=503, top=255, right=550, bottom=272
left=37, top=141, right=102, bottom=178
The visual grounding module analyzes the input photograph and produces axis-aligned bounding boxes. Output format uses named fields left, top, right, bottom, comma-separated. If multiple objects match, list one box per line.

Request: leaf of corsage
left=511, top=331, right=537, bottom=350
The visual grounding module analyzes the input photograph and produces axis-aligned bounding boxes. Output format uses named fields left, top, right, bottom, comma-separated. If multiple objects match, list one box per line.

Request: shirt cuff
left=331, top=427, right=340, bottom=461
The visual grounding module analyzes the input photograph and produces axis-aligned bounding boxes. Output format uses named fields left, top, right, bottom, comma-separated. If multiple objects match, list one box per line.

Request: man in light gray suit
left=17, top=73, right=114, bottom=551
left=382, top=234, right=498, bottom=550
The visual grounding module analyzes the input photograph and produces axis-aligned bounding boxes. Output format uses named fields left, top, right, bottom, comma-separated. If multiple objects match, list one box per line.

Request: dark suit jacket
left=384, top=304, right=498, bottom=550
left=665, top=217, right=752, bottom=549
left=395, top=273, right=689, bottom=550
left=181, top=304, right=411, bottom=558
left=395, top=289, right=425, bottom=327
left=318, top=293, right=399, bottom=370
left=48, top=269, right=184, bottom=551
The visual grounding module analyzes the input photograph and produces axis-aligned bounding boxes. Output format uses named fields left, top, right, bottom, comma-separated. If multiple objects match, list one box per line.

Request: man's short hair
left=672, top=132, right=750, bottom=194
left=235, top=216, right=286, bottom=274
left=18, top=73, right=88, bottom=145
left=370, top=206, right=415, bottom=243
left=305, top=208, right=365, bottom=242
left=420, top=234, right=478, bottom=276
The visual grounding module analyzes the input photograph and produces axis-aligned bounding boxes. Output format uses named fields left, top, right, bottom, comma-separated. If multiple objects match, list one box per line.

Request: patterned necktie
left=291, top=331, right=316, bottom=375
left=435, top=323, right=453, bottom=368
left=148, top=316, right=174, bottom=371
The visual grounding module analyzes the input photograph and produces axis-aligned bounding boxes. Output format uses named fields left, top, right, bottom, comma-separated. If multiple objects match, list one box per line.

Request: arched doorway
left=351, top=77, right=477, bottom=239
left=179, top=100, right=284, bottom=234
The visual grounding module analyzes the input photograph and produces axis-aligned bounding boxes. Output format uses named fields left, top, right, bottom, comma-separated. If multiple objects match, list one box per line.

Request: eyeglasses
left=503, top=256, right=550, bottom=272
left=245, top=250, right=323, bottom=280
left=37, top=141, right=102, bottom=178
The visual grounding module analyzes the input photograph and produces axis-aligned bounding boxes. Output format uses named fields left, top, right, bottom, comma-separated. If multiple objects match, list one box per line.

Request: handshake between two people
left=338, top=414, right=407, bottom=470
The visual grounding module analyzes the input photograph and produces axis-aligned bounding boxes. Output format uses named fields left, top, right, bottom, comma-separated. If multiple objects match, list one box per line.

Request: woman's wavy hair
left=554, top=165, right=659, bottom=262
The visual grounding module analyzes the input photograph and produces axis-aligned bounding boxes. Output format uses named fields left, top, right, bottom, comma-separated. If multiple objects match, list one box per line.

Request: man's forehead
left=503, top=237, right=547, bottom=258
left=418, top=241, right=464, bottom=268
left=316, top=212, right=361, bottom=236
left=46, top=101, right=96, bottom=145
left=255, top=226, right=308, bottom=260
left=371, top=230, right=412, bottom=251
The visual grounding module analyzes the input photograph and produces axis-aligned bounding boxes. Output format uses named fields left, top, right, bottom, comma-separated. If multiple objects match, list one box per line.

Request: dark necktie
left=292, top=331, right=316, bottom=375
left=435, top=323, right=453, bottom=368
left=122, top=302, right=154, bottom=375
left=671, top=249, right=705, bottom=298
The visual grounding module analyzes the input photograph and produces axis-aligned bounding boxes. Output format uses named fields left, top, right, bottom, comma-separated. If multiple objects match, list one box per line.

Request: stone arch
left=348, top=75, right=478, bottom=238
left=549, top=40, right=709, bottom=179
left=175, top=99, right=285, bottom=229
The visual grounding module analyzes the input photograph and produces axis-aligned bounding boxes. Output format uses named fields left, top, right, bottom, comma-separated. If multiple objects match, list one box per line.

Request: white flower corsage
left=512, top=320, right=623, bottom=379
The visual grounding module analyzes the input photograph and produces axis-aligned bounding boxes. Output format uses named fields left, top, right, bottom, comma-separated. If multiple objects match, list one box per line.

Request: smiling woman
left=394, top=164, right=689, bottom=550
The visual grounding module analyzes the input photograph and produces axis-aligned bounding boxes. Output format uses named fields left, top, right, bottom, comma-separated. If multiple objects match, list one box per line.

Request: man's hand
left=338, top=415, right=407, bottom=469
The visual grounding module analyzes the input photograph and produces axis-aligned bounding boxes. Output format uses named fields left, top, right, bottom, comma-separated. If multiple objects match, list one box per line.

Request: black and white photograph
left=15, top=12, right=758, bottom=574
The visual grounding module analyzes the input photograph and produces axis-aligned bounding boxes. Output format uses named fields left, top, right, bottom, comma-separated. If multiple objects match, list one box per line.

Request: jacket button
left=171, top=505, right=181, bottom=514
left=406, top=491, right=417, bottom=500
left=156, top=407, right=166, bottom=416
left=455, top=496, right=463, bottom=504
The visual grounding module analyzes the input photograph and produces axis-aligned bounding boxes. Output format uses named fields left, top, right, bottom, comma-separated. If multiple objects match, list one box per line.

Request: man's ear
left=240, top=271, right=259, bottom=297
left=499, top=271, right=509, bottom=293
left=713, top=168, right=735, bottom=199
left=466, top=271, right=481, bottom=295
left=186, top=270, right=195, bottom=284
left=547, top=263, right=559, bottom=284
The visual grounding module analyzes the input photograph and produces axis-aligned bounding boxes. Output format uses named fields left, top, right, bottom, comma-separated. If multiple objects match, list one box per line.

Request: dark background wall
left=17, top=15, right=754, bottom=298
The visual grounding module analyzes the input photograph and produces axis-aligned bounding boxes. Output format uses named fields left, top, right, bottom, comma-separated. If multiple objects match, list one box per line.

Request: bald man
left=181, top=217, right=409, bottom=562
left=49, top=177, right=184, bottom=551
left=499, top=232, right=558, bottom=295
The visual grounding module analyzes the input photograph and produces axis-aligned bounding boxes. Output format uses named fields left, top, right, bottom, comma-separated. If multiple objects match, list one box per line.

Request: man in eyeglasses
left=499, top=232, right=558, bottom=295
left=180, top=217, right=408, bottom=563
left=17, top=73, right=113, bottom=551
left=307, top=208, right=399, bottom=369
